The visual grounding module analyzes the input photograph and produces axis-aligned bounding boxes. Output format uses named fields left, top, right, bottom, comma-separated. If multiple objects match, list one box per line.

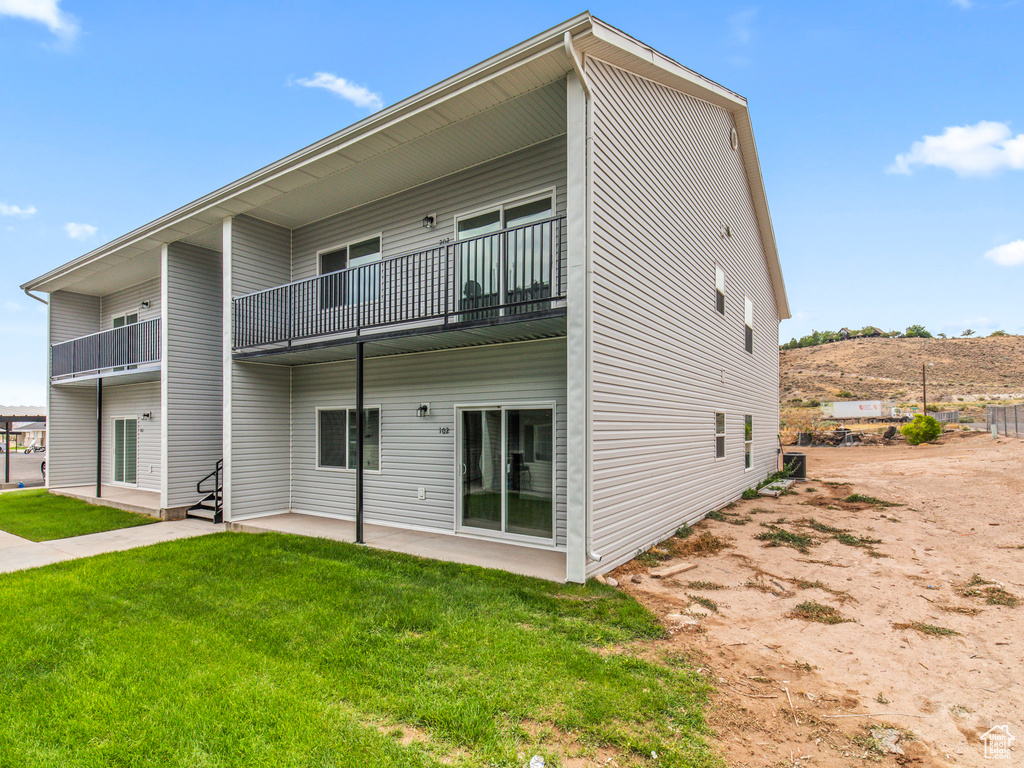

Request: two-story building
left=22, top=13, right=789, bottom=583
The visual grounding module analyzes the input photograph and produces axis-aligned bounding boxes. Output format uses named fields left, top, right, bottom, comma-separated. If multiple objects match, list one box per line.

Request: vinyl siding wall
left=165, top=243, right=223, bottom=507
left=586, top=58, right=781, bottom=573
left=290, top=136, right=567, bottom=281
left=228, top=215, right=293, bottom=517
left=288, top=338, right=568, bottom=546
left=100, top=277, right=160, bottom=328
left=101, top=381, right=161, bottom=491
left=47, top=291, right=101, bottom=487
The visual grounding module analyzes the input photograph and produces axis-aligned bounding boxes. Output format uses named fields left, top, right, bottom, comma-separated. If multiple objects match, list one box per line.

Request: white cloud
left=0, top=0, right=78, bottom=40
left=0, top=202, right=37, bottom=216
left=888, top=121, right=1024, bottom=176
left=295, top=72, right=383, bottom=110
left=728, top=7, right=757, bottom=45
left=63, top=222, right=97, bottom=240
left=984, top=240, right=1024, bottom=266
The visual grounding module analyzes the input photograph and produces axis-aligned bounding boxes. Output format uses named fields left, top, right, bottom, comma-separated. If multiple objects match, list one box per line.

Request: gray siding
left=288, top=338, right=567, bottom=546
left=586, top=58, right=781, bottom=573
left=47, top=385, right=95, bottom=488
left=231, top=215, right=290, bottom=296
left=48, top=291, right=102, bottom=487
left=230, top=362, right=290, bottom=516
left=100, top=277, right=160, bottom=328
left=101, top=381, right=161, bottom=491
left=291, top=137, right=567, bottom=281
left=50, top=290, right=100, bottom=343
left=165, top=243, right=223, bottom=507
left=228, top=214, right=293, bottom=518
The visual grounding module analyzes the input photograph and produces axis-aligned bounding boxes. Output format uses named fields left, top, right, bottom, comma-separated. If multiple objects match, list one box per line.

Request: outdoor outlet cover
left=418, top=487, right=426, bottom=499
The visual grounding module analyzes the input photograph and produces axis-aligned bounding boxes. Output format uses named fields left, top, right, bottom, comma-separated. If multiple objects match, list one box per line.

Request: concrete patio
left=49, top=485, right=171, bottom=518
left=229, top=513, right=568, bottom=582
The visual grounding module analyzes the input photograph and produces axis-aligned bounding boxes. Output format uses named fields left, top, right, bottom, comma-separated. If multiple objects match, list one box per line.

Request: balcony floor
left=229, top=513, right=567, bottom=583
left=233, top=308, right=566, bottom=366
left=51, top=364, right=161, bottom=387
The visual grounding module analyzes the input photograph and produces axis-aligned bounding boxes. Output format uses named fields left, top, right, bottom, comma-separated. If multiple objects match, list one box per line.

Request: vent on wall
left=729, top=127, right=739, bottom=150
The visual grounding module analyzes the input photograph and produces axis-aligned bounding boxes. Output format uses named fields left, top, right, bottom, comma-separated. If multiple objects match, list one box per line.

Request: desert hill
left=780, top=335, right=1024, bottom=408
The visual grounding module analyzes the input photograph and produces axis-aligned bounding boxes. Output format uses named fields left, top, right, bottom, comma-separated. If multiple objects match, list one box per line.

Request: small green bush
left=900, top=414, right=942, bottom=445
left=836, top=390, right=855, bottom=399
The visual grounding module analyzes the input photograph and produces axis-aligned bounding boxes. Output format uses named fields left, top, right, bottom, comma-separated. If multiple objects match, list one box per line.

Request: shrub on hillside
left=901, top=414, right=942, bottom=445
left=903, top=324, right=933, bottom=338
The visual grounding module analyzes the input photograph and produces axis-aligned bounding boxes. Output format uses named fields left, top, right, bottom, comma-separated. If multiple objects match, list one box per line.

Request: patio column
left=96, top=378, right=102, bottom=498
left=4, top=421, right=9, bottom=484
left=355, top=341, right=364, bottom=544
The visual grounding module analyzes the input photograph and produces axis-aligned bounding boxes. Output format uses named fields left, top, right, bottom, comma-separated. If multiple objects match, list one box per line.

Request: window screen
left=715, top=265, right=725, bottom=315
left=744, top=415, right=752, bottom=469
left=715, top=412, right=726, bottom=459
left=744, top=296, right=753, bottom=353
left=319, top=410, right=347, bottom=468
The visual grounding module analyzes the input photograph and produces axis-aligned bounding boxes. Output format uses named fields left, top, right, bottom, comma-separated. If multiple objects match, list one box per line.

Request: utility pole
left=922, top=363, right=927, bottom=417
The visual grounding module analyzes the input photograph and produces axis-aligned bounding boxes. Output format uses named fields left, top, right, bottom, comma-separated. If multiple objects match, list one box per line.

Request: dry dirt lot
left=611, top=430, right=1021, bottom=768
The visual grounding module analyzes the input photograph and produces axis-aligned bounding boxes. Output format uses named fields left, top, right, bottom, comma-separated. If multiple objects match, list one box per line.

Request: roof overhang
left=23, top=12, right=787, bottom=319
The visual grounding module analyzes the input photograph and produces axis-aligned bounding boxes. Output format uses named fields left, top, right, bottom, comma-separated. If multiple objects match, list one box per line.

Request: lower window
left=744, top=415, right=752, bottom=469
left=318, top=408, right=380, bottom=471
left=715, top=412, right=726, bottom=459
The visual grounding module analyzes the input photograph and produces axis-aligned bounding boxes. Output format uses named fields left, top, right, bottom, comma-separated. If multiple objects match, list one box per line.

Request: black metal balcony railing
left=233, top=216, right=566, bottom=350
left=50, top=319, right=161, bottom=378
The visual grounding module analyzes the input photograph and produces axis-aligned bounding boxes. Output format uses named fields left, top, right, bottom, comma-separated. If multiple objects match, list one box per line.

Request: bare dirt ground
left=612, top=430, right=1022, bottom=768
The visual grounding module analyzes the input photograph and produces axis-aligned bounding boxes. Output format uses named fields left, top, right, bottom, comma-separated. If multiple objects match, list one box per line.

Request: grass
left=843, top=493, right=900, bottom=508
left=754, top=525, right=814, bottom=554
left=892, top=621, right=960, bottom=637
left=806, top=519, right=883, bottom=551
left=0, top=533, right=718, bottom=767
left=957, top=574, right=1020, bottom=607
left=685, top=581, right=726, bottom=591
left=787, top=600, right=853, bottom=625
left=705, top=509, right=751, bottom=525
left=673, top=530, right=730, bottom=558
left=0, top=489, right=156, bottom=541
left=687, top=594, right=719, bottom=614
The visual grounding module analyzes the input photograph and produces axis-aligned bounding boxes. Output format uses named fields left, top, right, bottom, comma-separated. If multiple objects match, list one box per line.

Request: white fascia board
left=22, top=13, right=593, bottom=295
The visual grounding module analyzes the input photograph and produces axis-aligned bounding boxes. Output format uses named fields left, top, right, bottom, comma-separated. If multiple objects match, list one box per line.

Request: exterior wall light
left=422, top=214, right=435, bottom=230
left=139, top=301, right=150, bottom=310
left=416, top=403, right=430, bottom=417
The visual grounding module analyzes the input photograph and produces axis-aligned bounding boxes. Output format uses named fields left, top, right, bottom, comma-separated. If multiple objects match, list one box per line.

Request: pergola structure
left=0, top=408, right=47, bottom=484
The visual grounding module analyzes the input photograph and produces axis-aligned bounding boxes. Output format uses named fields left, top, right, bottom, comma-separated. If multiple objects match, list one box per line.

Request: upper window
left=318, top=407, right=381, bottom=471
left=744, top=415, right=752, bottom=469
left=715, top=265, right=725, bottom=315
left=744, top=296, right=753, bottom=354
left=112, top=312, right=138, bottom=329
left=715, top=412, right=726, bottom=459
left=319, top=235, right=382, bottom=307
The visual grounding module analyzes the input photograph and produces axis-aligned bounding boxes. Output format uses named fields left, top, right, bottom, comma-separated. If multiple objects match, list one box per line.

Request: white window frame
left=744, top=295, right=753, bottom=354
left=744, top=415, right=753, bottom=471
left=715, top=265, right=725, bottom=316
left=315, top=405, right=383, bottom=474
left=317, top=232, right=384, bottom=276
left=453, top=187, right=556, bottom=238
left=715, top=412, right=726, bottom=460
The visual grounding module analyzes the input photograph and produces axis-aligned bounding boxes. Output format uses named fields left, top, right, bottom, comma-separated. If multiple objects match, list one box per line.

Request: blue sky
left=2, top=0, right=1023, bottom=404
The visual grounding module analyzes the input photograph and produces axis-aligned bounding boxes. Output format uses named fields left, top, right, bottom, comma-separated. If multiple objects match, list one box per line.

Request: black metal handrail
left=50, top=318, right=161, bottom=378
left=233, top=216, right=566, bottom=350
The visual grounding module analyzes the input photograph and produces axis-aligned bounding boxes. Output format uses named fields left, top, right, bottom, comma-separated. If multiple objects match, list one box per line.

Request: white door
left=112, top=418, right=138, bottom=485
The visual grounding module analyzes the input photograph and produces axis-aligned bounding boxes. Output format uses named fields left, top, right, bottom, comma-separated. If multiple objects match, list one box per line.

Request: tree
left=904, top=324, right=932, bottom=338
left=900, top=414, right=942, bottom=445
left=961, top=329, right=975, bottom=337
left=989, top=330, right=1009, bottom=337
left=937, top=333, right=947, bottom=339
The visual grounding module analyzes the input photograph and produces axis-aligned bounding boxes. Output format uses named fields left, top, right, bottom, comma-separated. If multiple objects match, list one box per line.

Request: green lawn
left=0, top=533, right=717, bottom=767
left=0, top=489, right=157, bottom=541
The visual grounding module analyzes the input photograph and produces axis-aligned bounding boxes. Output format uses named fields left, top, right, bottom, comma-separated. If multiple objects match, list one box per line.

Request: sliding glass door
left=112, top=418, right=138, bottom=485
left=459, top=406, right=553, bottom=540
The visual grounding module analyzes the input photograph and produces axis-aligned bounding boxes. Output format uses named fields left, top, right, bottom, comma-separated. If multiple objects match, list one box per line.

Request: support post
left=921, top=363, right=927, bottom=418
left=4, top=421, right=9, bottom=484
left=355, top=341, right=364, bottom=544
left=96, top=378, right=103, bottom=498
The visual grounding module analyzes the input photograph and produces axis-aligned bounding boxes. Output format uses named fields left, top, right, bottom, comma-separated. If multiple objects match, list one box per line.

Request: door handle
left=461, top=463, right=467, bottom=475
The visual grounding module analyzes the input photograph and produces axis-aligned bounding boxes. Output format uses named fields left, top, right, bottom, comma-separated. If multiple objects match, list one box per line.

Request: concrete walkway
left=0, top=519, right=225, bottom=574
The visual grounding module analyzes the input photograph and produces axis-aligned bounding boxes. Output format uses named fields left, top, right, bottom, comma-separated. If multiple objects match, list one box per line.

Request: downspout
left=564, top=31, right=601, bottom=564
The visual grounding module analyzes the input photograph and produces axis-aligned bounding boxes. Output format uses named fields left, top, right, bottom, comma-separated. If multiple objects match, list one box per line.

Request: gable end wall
left=586, top=58, right=781, bottom=574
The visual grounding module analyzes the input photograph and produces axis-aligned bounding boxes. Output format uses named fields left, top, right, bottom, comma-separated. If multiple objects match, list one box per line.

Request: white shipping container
left=822, top=401, right=884, bottom=420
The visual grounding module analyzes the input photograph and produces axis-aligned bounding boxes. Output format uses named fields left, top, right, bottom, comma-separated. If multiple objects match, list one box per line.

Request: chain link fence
left=987, top=404, right=1024, bottom=438
left=930, top=410, right=960, bottom=425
